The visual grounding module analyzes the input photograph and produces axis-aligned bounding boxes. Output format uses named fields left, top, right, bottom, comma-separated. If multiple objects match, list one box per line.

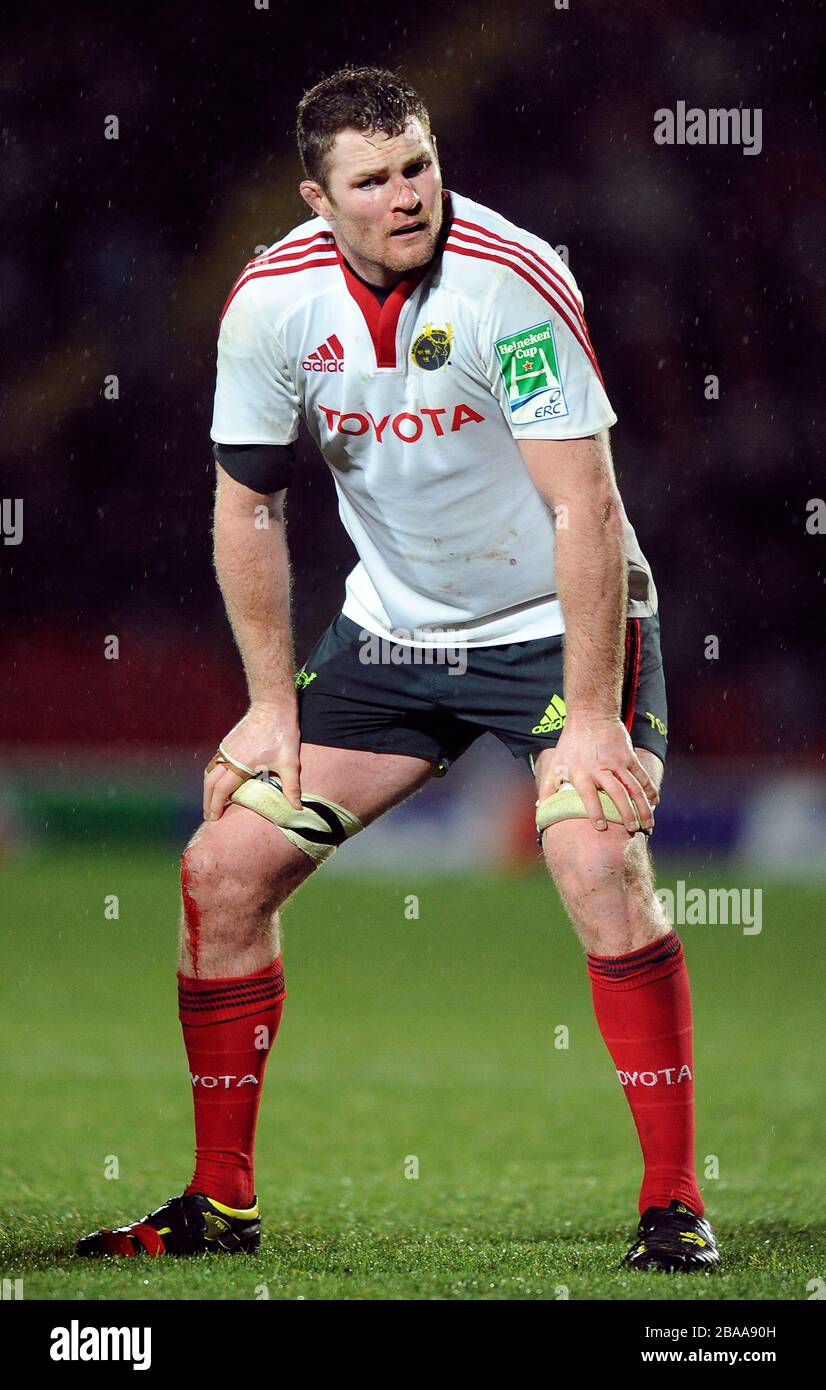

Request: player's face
left=300, top=118, right=443, bottom=286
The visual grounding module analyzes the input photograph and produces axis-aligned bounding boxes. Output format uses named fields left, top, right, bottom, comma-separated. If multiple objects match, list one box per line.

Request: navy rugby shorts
left=295, top=611, right=667, bottom=777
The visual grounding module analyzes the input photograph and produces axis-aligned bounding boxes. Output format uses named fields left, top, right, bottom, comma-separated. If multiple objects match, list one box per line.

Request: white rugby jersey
left=211, top=189, right=656, bottom=647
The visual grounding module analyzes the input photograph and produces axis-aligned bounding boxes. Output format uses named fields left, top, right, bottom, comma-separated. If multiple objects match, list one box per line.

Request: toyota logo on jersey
left=317, top=403, right=485, bottom=442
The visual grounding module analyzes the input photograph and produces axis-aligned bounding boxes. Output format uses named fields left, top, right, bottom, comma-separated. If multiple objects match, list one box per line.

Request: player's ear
left=299, top=180, right=329, bottom=219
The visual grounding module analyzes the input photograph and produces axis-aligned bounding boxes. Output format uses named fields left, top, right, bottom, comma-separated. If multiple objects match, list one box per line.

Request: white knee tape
left=536, top=784, right=642, bottom=836
left=230, top=773, right=363, bottom=865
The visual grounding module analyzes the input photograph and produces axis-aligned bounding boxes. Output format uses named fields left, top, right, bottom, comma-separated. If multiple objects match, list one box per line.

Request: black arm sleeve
left=212, top=441, right=296, bottom=493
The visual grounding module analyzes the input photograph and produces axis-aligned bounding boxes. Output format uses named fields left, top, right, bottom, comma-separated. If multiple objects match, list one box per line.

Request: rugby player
left=78, top=66, right=720, bottom=1273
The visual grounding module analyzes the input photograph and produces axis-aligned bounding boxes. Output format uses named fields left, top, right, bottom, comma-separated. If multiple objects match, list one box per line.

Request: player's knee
left=544, top=824, right=643, bottom=916
left=180, top=820, right=300, bottom=930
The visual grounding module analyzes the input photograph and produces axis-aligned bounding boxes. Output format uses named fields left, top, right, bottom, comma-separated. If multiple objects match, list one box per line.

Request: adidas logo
left=531, top=693, right=567, bottom=734
left=302, top=333, right=344, bottom=373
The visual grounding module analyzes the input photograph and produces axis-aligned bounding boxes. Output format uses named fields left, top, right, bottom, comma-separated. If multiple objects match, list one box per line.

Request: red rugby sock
left=177, top=958, right=285, bottom=1209
left=587, top=930, right=703, bottom=1216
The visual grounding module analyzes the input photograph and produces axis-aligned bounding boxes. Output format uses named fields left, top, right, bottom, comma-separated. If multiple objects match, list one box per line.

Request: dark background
left=1, top=0, right=822, bottom=762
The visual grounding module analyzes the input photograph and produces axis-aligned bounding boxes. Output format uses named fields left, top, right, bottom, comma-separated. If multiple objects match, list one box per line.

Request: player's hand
left=204, top=701, right=302, bottom=821
left=539, top=715, right=658, bottom=834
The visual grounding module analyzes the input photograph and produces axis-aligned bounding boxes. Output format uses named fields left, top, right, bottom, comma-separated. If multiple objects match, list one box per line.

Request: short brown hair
left=296, top=65, right=431, bottom=189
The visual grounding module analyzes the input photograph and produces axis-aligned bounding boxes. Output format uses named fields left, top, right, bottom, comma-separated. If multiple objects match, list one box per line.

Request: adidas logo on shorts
left=531, top=693, right=567, bottom=734
left=302, top=333, right=344, bottom=372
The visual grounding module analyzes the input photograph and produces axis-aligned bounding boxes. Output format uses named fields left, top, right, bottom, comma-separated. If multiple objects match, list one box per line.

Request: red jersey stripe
left=451, top=217, right=601, bottom=361
left=220, top=255, right=338, bottom=321
left=444, top=240, right=605, bottom=385
left=229, top=233, right=335, bottom=290
left=449, top=220, right=588, bottom=340
left=252, top=231, right=335, bottom=266
left=220, top=233, right=336, bottom=318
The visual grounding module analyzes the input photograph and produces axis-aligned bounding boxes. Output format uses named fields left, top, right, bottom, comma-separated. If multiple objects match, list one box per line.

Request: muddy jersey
left=211, top=189, right=656, bottom=646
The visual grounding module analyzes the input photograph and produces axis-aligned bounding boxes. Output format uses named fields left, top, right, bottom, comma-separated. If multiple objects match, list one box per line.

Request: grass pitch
left=0, top=849, right=823, bottom=1300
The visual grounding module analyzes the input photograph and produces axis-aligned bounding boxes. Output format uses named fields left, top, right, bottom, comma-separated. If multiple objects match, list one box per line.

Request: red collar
left=334, top=191, right=453, bottom=369
left=336, top=247, right=429, bottom=369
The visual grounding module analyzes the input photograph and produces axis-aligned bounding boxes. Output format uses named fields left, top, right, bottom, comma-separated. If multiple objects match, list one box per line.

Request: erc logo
left=317, top=402, right=485, bottom=442
left=493, top=318, right=570, bottom=421
left=411, top=322, right=453, bottom=370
